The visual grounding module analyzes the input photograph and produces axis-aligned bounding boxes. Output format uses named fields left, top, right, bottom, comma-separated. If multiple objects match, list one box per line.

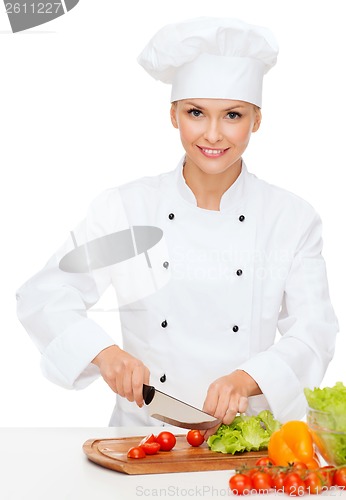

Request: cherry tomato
left=186, top=430, right=204, bottom=447
left=140, top=442, right=161, bottom=455
left=333, top=466, right=346, bottom=488
left=255, top=456, right=275, bottom=467
left=251, top=471, right=272, bottom=492
left=271, top=471, right=286, bottom=491
left=246, top=467, right=260, bottom=478
left=283, top=472, right=305, bottom=496
left=320, top=465, right=335, bottom=487
left=292, top=461, right=308, bottom=478
left=255, top=456, right=275, bottom=475
left=139, top=433, right=157, bottom=446
left=127, top=446, right=146, bottom=459
left=156, top=431, right=176, bottom=451
left=229, top=473, right=253, bottom=495
left=304, top=471, right=323, bottom=495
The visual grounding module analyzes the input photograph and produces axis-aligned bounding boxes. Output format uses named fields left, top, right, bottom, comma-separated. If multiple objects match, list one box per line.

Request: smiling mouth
left=197, top=146, right=229, bottom=157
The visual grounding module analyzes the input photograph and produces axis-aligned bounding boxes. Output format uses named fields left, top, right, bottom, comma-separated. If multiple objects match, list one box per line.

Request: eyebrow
left=184, top=101, right=246, bottom=112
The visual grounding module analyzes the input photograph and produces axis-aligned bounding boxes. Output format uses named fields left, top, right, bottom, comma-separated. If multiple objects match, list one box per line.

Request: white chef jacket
left=16, top=159, right=338, bottom=426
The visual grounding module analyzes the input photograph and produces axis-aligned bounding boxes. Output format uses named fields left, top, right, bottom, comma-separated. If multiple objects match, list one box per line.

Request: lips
left=197, top=146, right=229, bottom=158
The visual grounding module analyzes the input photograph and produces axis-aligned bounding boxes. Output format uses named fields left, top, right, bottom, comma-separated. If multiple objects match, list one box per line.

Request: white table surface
left=1, top=427, right=345, bottom=500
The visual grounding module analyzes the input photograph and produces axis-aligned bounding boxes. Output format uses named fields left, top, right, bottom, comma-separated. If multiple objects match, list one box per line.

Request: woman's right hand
left=91, top=345, right=150, bottom=407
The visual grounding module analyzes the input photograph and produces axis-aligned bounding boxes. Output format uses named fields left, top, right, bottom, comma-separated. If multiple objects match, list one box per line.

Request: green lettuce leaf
left=304, top=382, right=346, bottom=424
left=304, top=382, right=346, bottom=465
left=207, top=411, right=281, bottom=454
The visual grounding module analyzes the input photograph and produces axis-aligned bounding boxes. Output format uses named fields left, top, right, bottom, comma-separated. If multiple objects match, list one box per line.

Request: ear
left=170, top=102, right=179, bottom=129
left=252, top=107, right=262, bottom=133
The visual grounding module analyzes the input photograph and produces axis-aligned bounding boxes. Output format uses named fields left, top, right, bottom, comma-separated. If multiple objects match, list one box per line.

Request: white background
left=0, top=0, right=344, bottom=426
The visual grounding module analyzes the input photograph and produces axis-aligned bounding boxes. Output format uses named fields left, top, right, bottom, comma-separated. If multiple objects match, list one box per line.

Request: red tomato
left=255, top=456, right=275, bottom=475
left=255, top=456, right=275, bottom=467
left=140, top=442, right=160, bottom=455
left=246, top=467, right=260, bottom=478
left=139, top=434, right=157, bottom=446
left=229, top=473, right=253, bottom=495
left=320, top=465, right=335, bottom=487
left=333, top=466, right=346, bottom=488
left=304, top=471, right=323, bottom=495
left=283, top=472, right=305, bottom=496
left=127, top=446, right=146, bottom=459
left=272, top=471, right=286, bottom=491
left=156, top=431, right=176, bottom=451
left=186, top=430, right=204, bottom=447
left=292, top=461, right=308, bottom=478
left=251, top=471, right=272, bottom=492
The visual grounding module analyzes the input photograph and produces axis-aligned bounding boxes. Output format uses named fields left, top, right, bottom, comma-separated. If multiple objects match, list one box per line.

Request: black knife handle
left=142, top=384, right=155, bottom=405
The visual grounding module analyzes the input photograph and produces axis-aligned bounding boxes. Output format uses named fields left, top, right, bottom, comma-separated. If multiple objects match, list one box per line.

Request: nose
left=203, top=119, right=223, bottom=144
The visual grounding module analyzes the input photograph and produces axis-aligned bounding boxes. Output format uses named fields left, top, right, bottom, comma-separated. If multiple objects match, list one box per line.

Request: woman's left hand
left=202, top=370, right=262, bottom=440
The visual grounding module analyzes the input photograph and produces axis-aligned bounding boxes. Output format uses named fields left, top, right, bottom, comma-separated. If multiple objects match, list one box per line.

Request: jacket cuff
left=40, top=318, right=115, bottom=389
left=237, top=351, right=306, bottom=422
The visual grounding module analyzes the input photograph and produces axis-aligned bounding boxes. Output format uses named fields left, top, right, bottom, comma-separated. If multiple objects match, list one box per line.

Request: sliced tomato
left=127, top=446, right=146, bottom=459
left=140, top=442, right=161, bottom=455
left=139, top=433, right=157, bottom=446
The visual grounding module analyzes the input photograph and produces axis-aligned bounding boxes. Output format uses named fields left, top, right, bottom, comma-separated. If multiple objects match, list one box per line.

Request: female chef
left=16, top=18, right=338, bottom=434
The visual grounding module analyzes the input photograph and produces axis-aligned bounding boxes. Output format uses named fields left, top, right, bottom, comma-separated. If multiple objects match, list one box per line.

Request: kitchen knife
left=142, top=384, right=222, bottom=430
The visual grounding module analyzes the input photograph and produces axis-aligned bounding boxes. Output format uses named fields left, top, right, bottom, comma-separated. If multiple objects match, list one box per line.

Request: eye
left=187, top=108, right=203, bottom=117
left=227, top=111, right=242, bottom=119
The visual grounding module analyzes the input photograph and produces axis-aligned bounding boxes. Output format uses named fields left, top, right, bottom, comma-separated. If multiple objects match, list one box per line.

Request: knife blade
left=142, top=384, right=222, bottom=430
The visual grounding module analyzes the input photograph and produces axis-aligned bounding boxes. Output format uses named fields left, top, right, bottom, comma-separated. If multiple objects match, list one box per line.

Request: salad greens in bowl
left=305, top=382, right=346, bottom=466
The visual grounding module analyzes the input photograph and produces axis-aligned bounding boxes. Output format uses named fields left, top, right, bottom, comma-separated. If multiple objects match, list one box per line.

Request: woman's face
left=170, top=98, right=261, bottom=176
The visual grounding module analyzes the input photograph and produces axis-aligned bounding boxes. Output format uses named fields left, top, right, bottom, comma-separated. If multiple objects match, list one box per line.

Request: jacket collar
left=175, top=156, right=248, bottom=212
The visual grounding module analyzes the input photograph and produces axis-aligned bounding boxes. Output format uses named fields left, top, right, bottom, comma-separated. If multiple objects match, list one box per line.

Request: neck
left=183, top=159, right=242, bottom=211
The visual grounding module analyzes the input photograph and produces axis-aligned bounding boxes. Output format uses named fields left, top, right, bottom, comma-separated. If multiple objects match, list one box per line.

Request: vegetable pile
left=229, top=457, right=346, bottom=496
left=207, top=410, right=281, bottom=454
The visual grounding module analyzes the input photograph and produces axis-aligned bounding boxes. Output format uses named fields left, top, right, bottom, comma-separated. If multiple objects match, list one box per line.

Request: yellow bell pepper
left=268, top=420, right=320, bottom=469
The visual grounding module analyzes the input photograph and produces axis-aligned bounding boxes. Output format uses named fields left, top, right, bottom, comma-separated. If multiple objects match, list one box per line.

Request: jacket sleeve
left=238, top=209, right=339, bottom=422
left=16, top=188, right=128, bottom=390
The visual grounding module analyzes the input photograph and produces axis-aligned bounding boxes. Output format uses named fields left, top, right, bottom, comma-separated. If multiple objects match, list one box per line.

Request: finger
left=132, top=365, right=146, bottom=407
left=222, top=407, right=237, bottom=425
left=202, top=386, right=221, bottom=416
left=203, top=423, right=221, bottom=441
left=238, top=396, right=248, bottom=414
left=143, top=366, right=150, bottom=386
left=122, top=365, right=135, bottom=402
left=213, top=391, right=233, bottom=420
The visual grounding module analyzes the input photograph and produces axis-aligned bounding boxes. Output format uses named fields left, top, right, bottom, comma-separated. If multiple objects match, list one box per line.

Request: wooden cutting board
left=83, top=435, right=268, bottom=475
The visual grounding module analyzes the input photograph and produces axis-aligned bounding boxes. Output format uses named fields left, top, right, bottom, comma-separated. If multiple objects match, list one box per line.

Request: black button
left=161, top=320, right=168, bottom=328
left=160, top=374, right=166, bottom=383
left=239, top=215, right=245, bottom=222
left=168, top=213, right=175, bottom=220
left=232, top=325, right=239, bottom=333
left=236, top=269, right=243, bottom=276
left=163, top=261, right=169, bottom=269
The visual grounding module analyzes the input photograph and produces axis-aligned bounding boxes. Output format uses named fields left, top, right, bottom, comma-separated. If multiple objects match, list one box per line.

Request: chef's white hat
left=138, top=17, right=278, bottom=107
